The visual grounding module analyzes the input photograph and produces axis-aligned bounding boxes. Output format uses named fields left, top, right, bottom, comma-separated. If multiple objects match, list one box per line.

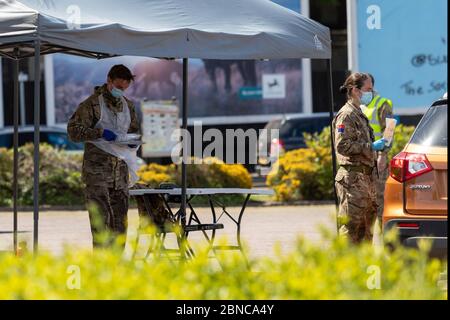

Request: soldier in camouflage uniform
left=67, top=65, right=140, bottom=248
left=332, top=73, right=387, bottom=244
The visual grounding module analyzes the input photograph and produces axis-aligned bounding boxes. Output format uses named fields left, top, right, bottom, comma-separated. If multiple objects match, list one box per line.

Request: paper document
left=383, top=118, right=397, bottom=147
left=114, top=140, right=144, bottom=146
left=115, top=133, right=141, bottom=142
left=112, top=133, right=143, bottom=146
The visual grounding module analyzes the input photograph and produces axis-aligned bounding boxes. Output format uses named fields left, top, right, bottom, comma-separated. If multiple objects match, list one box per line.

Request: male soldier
left=333, top=72, right=386, bottom=243
left=67, top=64, right=140, bottom=249
left=361, top=74, right=394, bottom=221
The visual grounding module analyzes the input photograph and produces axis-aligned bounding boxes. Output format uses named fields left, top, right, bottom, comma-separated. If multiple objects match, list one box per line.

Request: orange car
left=383, top=95, right=447, bottom=257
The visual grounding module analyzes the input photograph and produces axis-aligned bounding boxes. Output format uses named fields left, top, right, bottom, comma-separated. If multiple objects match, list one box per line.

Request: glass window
left=0, top=133, right=13, bottom=149
left=410, top=105, right=447, bottom=147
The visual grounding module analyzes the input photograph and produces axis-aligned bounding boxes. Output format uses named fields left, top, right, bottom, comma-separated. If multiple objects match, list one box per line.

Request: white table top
left=129, top=188, right=274, bottom=196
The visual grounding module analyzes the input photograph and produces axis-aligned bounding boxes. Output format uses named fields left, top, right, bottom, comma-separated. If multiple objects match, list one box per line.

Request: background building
left=0, top=0, right=447, bottom=165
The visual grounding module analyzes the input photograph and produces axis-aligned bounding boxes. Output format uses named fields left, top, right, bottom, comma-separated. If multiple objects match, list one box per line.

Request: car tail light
left=397, top=222, right=420, bottom=229
left=390, top=152, right=433, bottom=182
left=270, top=138, right=284, bottom=157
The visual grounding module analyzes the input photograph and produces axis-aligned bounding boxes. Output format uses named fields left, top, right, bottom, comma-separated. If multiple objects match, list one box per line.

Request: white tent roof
left=0, top=0, right=331, bottom=60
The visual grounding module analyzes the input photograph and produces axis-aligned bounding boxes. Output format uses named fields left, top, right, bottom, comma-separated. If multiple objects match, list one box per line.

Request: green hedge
left=0, top=230, right=445, bottom=299
left=0, top=143, right=84, bottom=207
left=137, top=157, right=253, bottom=205
left=0, top=145, right=252, bottom=207
left=267, top=124, right=416, bottom=202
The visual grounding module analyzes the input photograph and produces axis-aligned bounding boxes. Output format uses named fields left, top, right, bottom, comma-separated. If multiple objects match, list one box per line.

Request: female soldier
left=332, top=72, right=386, bottom=243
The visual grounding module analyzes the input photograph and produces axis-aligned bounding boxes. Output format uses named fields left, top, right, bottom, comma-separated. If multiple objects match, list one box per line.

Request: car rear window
left=410, top=104, right=447, bottom=147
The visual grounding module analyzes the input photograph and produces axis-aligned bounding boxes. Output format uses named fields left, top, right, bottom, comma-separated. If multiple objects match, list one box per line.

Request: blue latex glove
left=102, top=129, right=117, bottom=141
left=371, top=138, right=386, bottom=151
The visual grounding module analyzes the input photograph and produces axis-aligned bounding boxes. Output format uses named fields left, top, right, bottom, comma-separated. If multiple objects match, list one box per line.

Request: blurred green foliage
left=0, top=227, right=445, bottom=299
left=0, top=143, right=84, bottom=206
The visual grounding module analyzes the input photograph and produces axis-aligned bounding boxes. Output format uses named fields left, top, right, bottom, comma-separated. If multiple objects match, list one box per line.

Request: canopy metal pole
left=13, top=49, right=19, bottom=254
left=327, top=59, right=339, bottom=233
left=33, top=39, right=41, bottom=254
left=180, top=58, right=188, bottom=226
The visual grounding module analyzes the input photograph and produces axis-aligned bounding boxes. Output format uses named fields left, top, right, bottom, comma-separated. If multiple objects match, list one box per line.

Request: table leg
left=236, top=194, right=251, bottom=251
left=136, top=194, right=192, bottom=260
left=207, top=194, right=251, bottom=268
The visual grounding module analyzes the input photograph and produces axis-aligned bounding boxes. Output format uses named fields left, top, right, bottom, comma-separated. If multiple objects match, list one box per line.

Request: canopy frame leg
left=180, top=58, right=188, bottom=227
left=33, top=39, right=41, bottom=254
left=12, top=49, right=19, bottom=254
left=327, top=59, right=339, bottom=233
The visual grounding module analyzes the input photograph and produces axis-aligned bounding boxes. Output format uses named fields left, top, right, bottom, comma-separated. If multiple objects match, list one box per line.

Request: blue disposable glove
left=102, top=129, right=117, bottom=141
left=371, top=138, right=386, bottom=151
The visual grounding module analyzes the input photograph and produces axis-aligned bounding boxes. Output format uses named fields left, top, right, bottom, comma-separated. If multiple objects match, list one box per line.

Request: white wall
left=301, top=0, right=313, bottom=114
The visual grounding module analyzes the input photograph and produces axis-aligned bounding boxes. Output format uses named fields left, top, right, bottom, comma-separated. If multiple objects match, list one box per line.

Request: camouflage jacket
left=67, top=84, right=140, bottom=189
left=332, top=102, right=376, bottom=168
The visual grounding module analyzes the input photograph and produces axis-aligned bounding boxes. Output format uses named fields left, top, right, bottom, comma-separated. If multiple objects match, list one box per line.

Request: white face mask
left=360, top=91, right=373, bottom=105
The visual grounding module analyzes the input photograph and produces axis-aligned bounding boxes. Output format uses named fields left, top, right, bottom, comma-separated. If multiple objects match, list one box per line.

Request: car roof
left=285, top=112, right=331, bottom=121
left=0, top=126, right=67, bottom=134
left=431, top=98, right=447, bottom=107
left=267, top=112, right=332, bottom=123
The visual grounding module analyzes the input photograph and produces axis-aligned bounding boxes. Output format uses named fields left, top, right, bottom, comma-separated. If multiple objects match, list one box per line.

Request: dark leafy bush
left=0, top=143, right=84, bottom=206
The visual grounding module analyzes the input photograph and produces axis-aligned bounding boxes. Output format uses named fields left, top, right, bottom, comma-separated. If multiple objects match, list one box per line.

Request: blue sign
left=357, top=0, right=447, bottom=111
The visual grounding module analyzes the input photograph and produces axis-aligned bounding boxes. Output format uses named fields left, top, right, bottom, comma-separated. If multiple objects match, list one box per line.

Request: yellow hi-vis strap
left=363, top=95, right=392, bottom=137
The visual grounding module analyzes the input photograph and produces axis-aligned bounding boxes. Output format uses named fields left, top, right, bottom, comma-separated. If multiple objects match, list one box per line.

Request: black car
left=256, top=113, right=331, bottom=175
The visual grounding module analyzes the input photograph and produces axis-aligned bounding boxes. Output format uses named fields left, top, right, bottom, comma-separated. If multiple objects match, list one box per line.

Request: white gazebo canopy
left=0, top=0, right=331, bottom=59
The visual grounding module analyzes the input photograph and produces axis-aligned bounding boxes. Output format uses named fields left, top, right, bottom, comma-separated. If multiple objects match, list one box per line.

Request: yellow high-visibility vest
left=363, top=95, right=393, bottom=138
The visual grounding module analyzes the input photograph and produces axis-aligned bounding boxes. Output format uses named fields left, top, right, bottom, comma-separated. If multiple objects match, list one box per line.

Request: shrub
left=180, top=157, right=252, bottom=189
left=0, top=148, right=13, bottom=206
left=0, top=143, right=84, bottom=206
left=0, top=144, right=252, bottom=207
left=267, top=124, right=416, bottom=202
left=0, top=229, right=445, bottom=299
left=136, top=157, right=252, bottom=205
left=137, top=163, right=177, bottom=187
left=267, top=127, right=334, bottom=201
left=137, top=157, right=252, bottom=189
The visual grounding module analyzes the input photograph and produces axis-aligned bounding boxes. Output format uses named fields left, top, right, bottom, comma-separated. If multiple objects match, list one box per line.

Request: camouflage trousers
left=85, top=185, right=129, bottom=248
left=335, top=167, right=377, bottom=244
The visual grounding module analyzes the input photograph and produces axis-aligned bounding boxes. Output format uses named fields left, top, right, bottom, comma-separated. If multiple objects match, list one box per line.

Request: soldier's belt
left=339, top=165, right=374, bottom=175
